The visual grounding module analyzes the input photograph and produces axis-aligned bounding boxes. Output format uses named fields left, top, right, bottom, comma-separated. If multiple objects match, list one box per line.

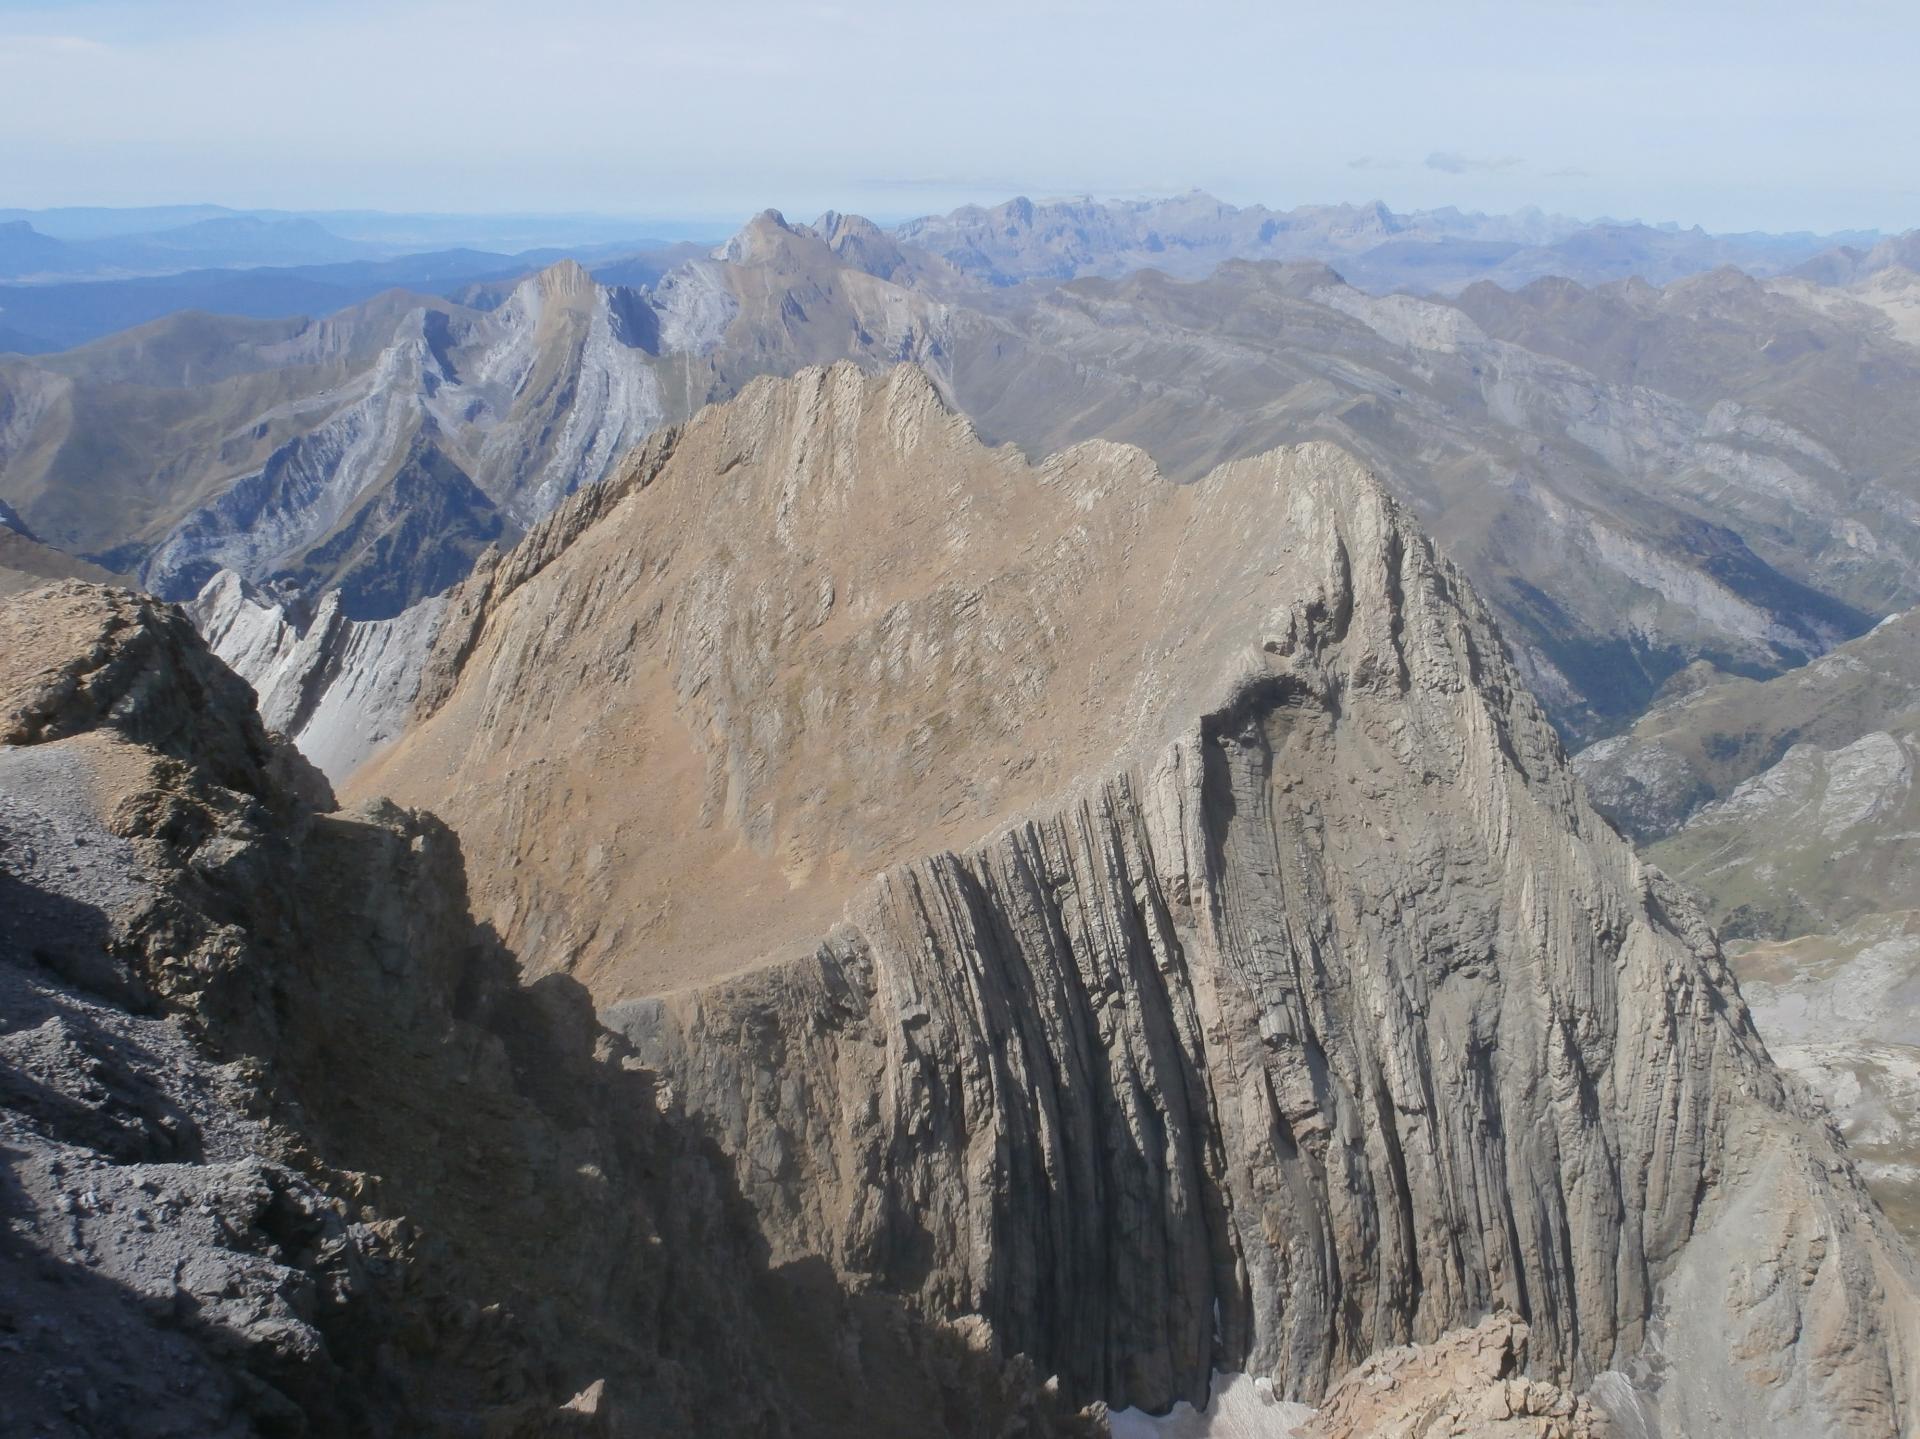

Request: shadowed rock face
left=0, top=582, right=1105, bottom=1439
left=365, top=363, right=1920, bottom=1432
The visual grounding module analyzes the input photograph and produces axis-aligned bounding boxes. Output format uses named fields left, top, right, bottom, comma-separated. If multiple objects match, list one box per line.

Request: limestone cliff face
left=367, top=363, right=1920, bottom=1433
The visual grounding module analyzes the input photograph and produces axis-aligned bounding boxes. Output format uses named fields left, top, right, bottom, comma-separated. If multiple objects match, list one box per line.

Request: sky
left=1, top=0, right=1917, bottom=234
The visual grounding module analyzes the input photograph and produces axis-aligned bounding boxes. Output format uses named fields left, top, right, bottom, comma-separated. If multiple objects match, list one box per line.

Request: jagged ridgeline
left=3, top=363, right=1917, bottom=1436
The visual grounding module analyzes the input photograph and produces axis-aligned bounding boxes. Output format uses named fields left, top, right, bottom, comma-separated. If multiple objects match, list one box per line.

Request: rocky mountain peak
left=0, top=580, right=318, bottom=803
left=511, top=256, right=598, bottom=315
left=810, top=207, right=916, bottom=280
left=363, top=361, right=1414, bottom=989
left=531, top=254, right=593, bottom=296
left=714, top=207, right=809, bottom=265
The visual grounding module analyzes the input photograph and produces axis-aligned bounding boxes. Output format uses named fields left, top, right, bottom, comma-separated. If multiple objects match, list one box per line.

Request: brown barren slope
left=358, top=362, right=1407, bottom=997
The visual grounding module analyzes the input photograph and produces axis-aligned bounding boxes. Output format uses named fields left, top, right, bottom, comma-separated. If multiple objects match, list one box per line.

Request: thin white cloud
left=0, top=33, right=110, bottom=58
left=1426, top=151, right=1525, bottom=174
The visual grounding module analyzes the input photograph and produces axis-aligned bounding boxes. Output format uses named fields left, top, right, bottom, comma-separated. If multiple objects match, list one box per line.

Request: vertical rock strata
left=365, top=363, right=1919, bottom=1433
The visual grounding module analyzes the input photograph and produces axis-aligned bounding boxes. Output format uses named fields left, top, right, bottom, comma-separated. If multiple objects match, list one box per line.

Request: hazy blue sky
left=2, top=0, right=1917, bottom=232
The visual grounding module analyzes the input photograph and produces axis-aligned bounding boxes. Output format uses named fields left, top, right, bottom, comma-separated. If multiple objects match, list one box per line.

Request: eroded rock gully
left=352, top=363, right=1920, bottom=1433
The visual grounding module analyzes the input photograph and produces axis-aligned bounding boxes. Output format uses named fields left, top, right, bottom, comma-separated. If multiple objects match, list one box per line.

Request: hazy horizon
left=0, top=191, right=1896, bottom=244
left=2, top=0, right=1917, bottom=235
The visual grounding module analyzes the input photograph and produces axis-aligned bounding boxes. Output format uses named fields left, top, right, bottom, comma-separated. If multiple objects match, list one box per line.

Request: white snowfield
left=1108, top=1373, right=1313, bottom=1439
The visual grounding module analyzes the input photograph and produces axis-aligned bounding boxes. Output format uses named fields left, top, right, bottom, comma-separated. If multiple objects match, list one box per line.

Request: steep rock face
left=366, top=364, right=1920, bottom=1432
left=1575, top=608, right=1920, bottom=1249
left=187, top=568, right=445, bottom=784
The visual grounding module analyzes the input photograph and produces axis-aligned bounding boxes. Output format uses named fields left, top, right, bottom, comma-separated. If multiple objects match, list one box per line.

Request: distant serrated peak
left=714, top=209, right=811, bottom=264
left=529, top=256, right=594, bottom=298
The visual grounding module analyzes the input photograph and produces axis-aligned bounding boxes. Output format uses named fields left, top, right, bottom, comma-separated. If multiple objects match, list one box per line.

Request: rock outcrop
left=1296, top=1315, right=1603, bottom=1438
left=0, top=579, right=322, bottom=805
left=362, top=362, right=1920, bottom=1433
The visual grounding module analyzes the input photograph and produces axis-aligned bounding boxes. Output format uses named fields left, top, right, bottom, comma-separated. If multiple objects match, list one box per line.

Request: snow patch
left=1107, top=1372, right=1313, bottom=1439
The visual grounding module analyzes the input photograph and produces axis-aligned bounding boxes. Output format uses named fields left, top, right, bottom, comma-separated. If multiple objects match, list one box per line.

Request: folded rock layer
left=359, top=362, right=1920, bottom=1431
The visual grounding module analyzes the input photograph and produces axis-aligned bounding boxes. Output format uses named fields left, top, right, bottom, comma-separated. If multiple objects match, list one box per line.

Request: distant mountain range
left=891, top=189, right=1879, bottom=290
left=0, top=203, right=725, bottom=345
left=0, top=215, right=381, bottom=282
left=0, top=191, right=1886, bottom=354
left=0, top=240, right=706, bottom=352
left=7, top=196, right=1918, bottom=748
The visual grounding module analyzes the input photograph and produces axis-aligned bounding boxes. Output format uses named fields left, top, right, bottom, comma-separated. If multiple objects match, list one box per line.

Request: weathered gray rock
left=187, top=568, right=446, bottom=784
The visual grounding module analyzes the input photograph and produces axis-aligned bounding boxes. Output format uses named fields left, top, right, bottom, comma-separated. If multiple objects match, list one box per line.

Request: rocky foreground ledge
left=0, top=582, right=1107, bottom=1436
